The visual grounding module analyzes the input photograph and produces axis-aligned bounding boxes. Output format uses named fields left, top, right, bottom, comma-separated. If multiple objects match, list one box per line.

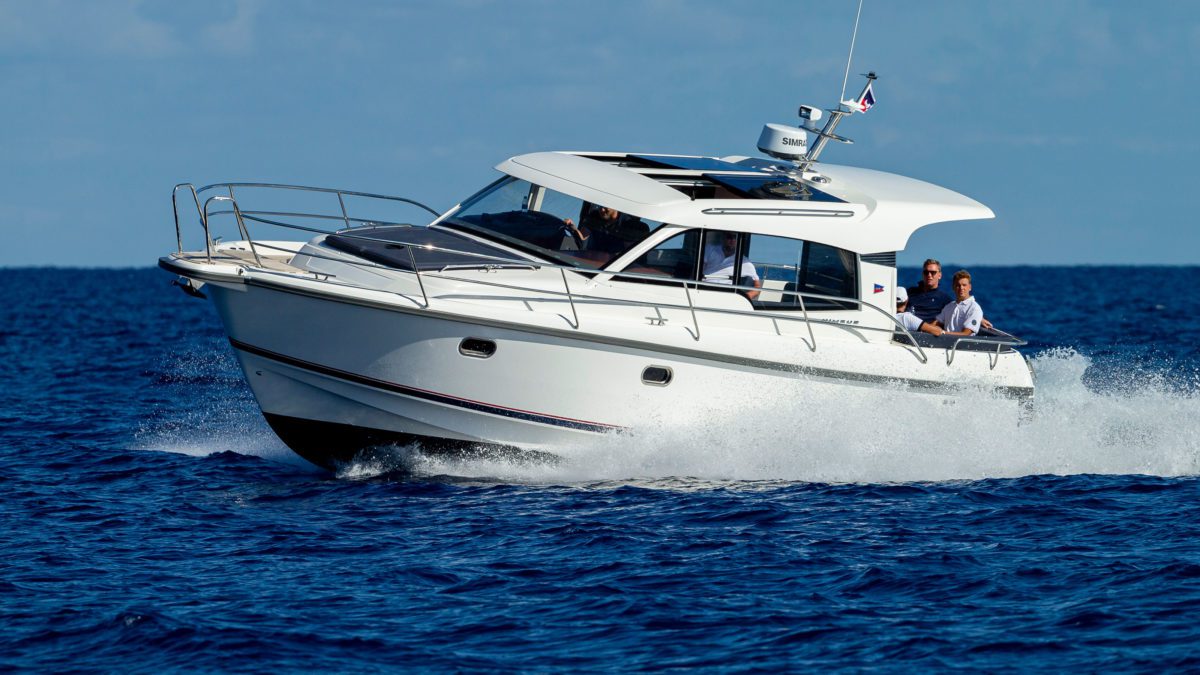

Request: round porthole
left=459, top=338, right=496, bottom=358
left=642, top=366, right=672, bottom=386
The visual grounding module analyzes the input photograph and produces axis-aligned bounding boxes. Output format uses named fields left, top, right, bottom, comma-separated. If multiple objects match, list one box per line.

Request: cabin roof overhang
left=496, top=151, right=994, bottom=253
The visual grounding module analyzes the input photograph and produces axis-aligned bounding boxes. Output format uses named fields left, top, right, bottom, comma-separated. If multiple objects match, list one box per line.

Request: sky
left=1, top=0, right=1198, bottom=268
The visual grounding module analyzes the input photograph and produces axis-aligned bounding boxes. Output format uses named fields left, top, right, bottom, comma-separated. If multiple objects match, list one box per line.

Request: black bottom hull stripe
left=230, top=338, right=621, bottom=433
left=263, top=413, right=560, bottom=471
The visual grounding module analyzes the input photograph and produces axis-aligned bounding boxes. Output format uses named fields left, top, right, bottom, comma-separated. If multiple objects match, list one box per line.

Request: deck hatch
left=629, top=154, right=762, bottom=173
left=325, top=226, right=520, bottom=271
left=704, top=174, right=847, bottom=203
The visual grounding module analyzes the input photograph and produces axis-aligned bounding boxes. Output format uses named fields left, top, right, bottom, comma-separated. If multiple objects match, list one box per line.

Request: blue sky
left=2, top=0, right=1197, bottom=267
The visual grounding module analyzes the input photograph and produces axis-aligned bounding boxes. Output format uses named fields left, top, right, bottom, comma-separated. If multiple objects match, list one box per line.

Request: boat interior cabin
left=424, top=153, right=864, bottom=314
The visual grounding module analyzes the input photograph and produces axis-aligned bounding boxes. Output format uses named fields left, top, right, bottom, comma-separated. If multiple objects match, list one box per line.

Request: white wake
left=386, top=350, right=1200, bottom=483
left=141, top=350, right=1200, bottom=483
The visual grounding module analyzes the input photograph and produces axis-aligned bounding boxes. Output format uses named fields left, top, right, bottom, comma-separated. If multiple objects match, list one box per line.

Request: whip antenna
left=839, top=0, right=866, bottom=104
left=754, top=0, right=876, bottom=174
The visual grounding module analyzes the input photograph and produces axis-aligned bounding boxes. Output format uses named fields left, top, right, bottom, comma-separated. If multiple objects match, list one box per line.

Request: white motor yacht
left=161, top=75, right=1033, bottom=470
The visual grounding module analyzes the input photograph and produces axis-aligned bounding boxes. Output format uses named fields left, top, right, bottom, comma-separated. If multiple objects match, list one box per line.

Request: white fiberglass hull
left=190, top=268, right=1033, bottom=470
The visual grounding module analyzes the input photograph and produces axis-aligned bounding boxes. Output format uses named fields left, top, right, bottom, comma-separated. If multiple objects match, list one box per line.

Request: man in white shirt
left=702, top=232, right=760, bottom=300
left=931, top=269, right=984, bottom=336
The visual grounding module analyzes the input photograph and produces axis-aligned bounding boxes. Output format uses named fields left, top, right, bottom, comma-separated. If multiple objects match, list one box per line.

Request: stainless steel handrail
left=195, top=182, right=441, bottom=217
left=560, top=268, right=580, bottom=329
left=188, top=211, right=946, bottom=361
left=405, top=265, right=938, bottom=359
left=200, top=196, right=220, bottom=263
left=171, top=183, right=202, bottom=254
left=227, top=191, right=265, bottom=269
left=212, top=209, right=414, bottom=229
left=174, top=185, right=1028, bottom=364
left=213, top=234, right=1028, bottom=368
left=947, top=327, right=1028, bottom=368
left=345, top=238, right=935, bottom=351
left=170, top=182, right=441, bottom=258
left=200, top=196, right=263, bottom=267
left=406, top=245, right=429, bottom=308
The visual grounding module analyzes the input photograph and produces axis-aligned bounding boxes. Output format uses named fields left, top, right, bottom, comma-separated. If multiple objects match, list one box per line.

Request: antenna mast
left=802, top=73, right=875, bottom=170
left=754, top=1, right=877, bottom=176
left=839, top=0, right=865, bottom=104
left=796, top=0, right=873, bottom=172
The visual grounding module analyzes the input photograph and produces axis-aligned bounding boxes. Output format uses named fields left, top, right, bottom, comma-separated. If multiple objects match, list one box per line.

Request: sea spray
left=332, top=350, right=1200, bottom=484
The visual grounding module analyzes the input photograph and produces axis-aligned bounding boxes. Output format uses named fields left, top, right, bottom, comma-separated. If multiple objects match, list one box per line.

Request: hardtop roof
left=493, top=151, right=993, bottom=253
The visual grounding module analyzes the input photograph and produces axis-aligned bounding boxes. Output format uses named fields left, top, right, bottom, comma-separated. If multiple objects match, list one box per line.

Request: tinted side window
left=621, top=230, right=702, bottom=282
left=746, top=234, right=857, bottom=310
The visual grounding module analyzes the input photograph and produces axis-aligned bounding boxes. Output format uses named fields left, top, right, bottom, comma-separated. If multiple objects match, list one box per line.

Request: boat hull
left=196, top=275, right=1032, bottom=470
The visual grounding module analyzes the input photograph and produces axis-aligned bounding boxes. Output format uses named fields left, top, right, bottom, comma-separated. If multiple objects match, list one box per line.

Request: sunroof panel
left=630, top=154, right=756, bottom=173
left=704, top=173, right=847, bottom=203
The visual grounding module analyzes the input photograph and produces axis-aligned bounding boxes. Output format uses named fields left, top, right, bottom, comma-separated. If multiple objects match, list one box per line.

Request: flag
left=855, top=82, right=876, bottom=113
left=873, top=283, right=885, bottom=294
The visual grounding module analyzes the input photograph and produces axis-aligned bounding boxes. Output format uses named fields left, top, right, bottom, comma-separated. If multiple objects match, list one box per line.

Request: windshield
left=440, top=177, right=660, bottom=269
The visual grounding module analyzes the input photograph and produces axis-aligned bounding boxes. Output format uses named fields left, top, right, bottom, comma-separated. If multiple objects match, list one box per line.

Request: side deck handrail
left=238, top=235, right=933, bottom=360
left=174, top=185, right=1031, bottom=365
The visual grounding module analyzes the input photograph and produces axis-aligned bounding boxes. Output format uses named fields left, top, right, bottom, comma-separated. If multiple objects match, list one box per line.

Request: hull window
left=459, top=338, right=497, bottom=358
left=642, top=366, right=673, bottom=386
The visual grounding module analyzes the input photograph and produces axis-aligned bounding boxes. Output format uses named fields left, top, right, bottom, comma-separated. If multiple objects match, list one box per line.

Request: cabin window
left=701, top=230, right=755, bottom=291
left=617, top=230, right=855, bottom=310
left=745, top=234, right=858, bottom=311
left=444, top=177, right=658, bottom=269
left=621, top=230, right=703, bottom=283
left=621, top=229, right=751, bottom=288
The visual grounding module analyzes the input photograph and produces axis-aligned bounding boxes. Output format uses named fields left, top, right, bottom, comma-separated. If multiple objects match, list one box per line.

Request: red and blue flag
left=856, top=83, right=876, bottom=113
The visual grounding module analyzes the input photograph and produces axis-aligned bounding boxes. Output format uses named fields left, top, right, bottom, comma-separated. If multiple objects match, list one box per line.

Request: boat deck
left=175, top=247, right=302, bottom=274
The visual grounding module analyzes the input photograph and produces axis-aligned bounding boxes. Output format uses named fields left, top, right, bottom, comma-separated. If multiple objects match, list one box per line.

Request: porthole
left=642, top=366, right=673, bottom=386
left=459, top=337, right=496, bottom=358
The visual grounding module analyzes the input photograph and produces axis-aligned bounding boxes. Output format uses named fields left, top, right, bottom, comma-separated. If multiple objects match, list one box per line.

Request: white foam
left=143, top=350, right=1200, bottom=483
left=388, top=350, right=1200, bottom=484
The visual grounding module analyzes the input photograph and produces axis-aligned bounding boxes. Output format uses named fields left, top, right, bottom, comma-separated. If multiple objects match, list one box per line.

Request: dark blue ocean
left=4, top=266, right=1200, bottom=672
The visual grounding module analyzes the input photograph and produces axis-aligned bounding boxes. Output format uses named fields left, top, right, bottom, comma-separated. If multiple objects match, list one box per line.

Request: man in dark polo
left=906, top=258, right=953, bottom=322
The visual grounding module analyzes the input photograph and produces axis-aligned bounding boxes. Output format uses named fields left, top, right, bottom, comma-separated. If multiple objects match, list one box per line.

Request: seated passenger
left=895, top=286, right=940, bottom=336
left=906, top=258, right=953, bottom=322
left=702, top=232, right=761, bottom=300
left=931, top=269, right=984, bottom=336
left=564, top=204, right=649, bottom=255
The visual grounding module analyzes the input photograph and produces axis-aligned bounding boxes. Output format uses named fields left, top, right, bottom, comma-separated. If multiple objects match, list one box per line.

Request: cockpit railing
left=947, top=327, right=1028, bottom=369
left=171, top=184, right=1030, bottom=367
